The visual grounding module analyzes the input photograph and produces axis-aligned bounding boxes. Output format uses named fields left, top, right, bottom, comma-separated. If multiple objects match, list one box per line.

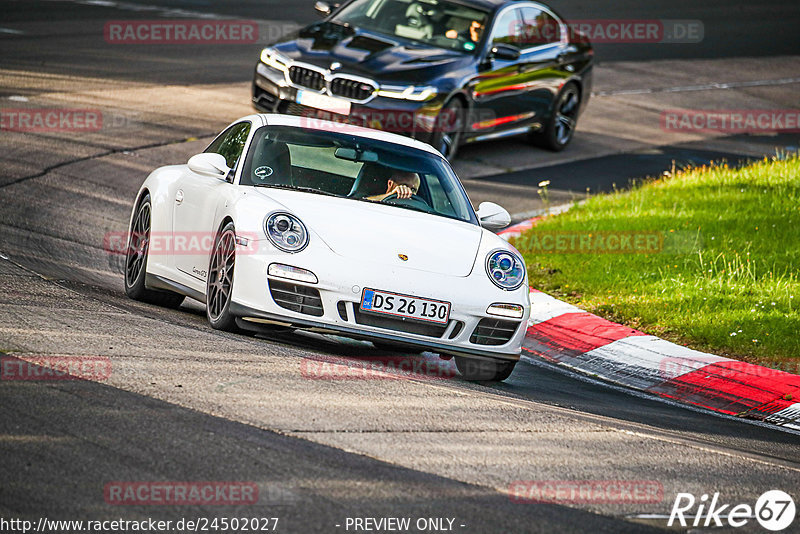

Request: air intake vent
left=269, top=280, right=324, bottom=316
left=353, top=308, right=448, bottom=338
left=469, top=318, right=520, bottom=346
left=337, top=301, right=349, bottom=321
left=448, top=321, right=464, bottom=340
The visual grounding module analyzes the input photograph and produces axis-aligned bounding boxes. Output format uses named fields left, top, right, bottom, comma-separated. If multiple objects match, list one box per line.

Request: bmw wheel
left=124, top=194, right=185, bottom=308
left=455, top=356, right=516, bottom=382
left=430, top=99, right=465, bottom=160
left=531, top=82, right=581, bottom=152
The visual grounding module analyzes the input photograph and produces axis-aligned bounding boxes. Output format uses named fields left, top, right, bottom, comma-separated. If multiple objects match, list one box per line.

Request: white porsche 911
left=124, top=114, right=530, bottom=381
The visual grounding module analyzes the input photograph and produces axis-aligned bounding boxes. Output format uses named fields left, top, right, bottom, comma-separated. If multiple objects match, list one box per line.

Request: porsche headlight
left=265, top=212, right=308, bottom=253
left=486, top=250, right=525, bottom=290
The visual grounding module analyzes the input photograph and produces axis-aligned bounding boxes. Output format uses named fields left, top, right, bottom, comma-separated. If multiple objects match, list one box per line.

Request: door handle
left=175, top=189, right=184, bottom=204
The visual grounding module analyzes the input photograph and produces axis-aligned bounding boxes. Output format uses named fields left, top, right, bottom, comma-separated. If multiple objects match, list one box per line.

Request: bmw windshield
left=332, top=0, right=489, bottom=54
left=240, top=125, right=478, bottom=224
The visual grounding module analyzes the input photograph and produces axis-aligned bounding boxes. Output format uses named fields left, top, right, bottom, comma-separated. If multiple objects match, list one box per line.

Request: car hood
left=255, top=188, right=482, bottom=277
left=273, top=22, right=471, bottom=81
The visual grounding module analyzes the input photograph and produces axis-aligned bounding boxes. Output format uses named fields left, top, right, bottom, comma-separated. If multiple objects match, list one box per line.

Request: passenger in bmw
left=366, top=170, right=420, bottom=202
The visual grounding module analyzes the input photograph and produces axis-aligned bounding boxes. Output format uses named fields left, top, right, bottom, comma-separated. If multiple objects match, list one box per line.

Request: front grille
left=269, top=280, right=324, bottom=317
left=353, top=308, right=448, bottom=338
left=289, top=65, right=325, bottom=91
left=469, top=318, right=520, bottom=346
left=330, top=77, right=374, bottom=101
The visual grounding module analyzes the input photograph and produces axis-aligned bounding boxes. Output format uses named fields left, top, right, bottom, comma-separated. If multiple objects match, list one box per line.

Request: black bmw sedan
left=252, top=0, right=593, bottom=159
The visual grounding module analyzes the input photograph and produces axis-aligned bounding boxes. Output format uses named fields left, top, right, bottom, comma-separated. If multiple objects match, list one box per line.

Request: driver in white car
left=367, top=170, right=420, bottom=202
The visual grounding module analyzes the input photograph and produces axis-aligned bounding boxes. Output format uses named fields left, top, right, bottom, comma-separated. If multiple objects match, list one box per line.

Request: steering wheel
left=381, top=193, right=433, bottom=213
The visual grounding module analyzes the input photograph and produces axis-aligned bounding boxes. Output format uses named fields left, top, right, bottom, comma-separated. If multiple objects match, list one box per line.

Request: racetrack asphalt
left=1, top=1, right=799, bottom=532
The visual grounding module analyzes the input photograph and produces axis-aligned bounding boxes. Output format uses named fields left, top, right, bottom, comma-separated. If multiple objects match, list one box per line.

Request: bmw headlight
left=377, top=84, right=437, bottom=102
left=486, top=250, right=525, bottom=290
left=259, top=47, right=289, bottom=73
left=265, top=212, right=309, bottom=253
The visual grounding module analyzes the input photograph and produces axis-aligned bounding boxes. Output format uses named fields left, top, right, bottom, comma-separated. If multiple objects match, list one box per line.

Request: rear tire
left=530, top=82, right=581, bottom=152
left=124, top=194, right=185, bottom=308
left=455, top=356, right=516, bottom=382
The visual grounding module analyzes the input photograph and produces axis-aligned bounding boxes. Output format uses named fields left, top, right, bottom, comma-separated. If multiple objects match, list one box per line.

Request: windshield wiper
left=252, top=183, right=338, bottom=197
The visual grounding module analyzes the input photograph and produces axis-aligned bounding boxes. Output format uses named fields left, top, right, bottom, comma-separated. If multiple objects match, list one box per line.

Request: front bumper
left=252, top=62, right=444, bottom=145
left=230, top=244, right=530, bottom=362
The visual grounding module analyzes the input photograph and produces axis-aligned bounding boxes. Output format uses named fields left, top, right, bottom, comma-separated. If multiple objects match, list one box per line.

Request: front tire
left=455, top=356, right=516, bottom=382
left=430, top=98, right=465, bottom=160
left=124, top=194, right=185, bottom=308
left=206, top=222, right=240, bottom=332
left=530, top=82, right=581, bottom=152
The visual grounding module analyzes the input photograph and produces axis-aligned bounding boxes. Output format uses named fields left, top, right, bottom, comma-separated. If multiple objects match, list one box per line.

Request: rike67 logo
left=669, top=490, right=795, bottom=531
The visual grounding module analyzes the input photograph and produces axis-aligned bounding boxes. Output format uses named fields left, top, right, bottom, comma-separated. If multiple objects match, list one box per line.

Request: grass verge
left=514, top=155, right=800, bottom=370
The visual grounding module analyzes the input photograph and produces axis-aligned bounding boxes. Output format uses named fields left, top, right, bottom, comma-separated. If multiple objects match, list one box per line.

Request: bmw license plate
left=296, top=89, right=351, bottom=115
left=360, top=288, right=450, bottom=325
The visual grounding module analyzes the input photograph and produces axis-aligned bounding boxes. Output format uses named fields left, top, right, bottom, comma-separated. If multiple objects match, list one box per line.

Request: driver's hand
left=391, top=185, right=413, bottom=199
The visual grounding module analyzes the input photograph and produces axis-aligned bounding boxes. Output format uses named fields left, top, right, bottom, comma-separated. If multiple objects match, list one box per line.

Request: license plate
left=296, top=89, right=351, bottom=115
left=360, top=288, right=450, bottom=325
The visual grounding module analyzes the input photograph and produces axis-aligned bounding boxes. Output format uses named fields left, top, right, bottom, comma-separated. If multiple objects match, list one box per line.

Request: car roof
left=242, top=113, right=445, bottom=158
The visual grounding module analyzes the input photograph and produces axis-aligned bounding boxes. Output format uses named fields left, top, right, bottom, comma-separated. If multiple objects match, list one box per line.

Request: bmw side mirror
left=188, top=153, right=230, bottom=180
left=314, top=1, right=338, bottom=16
left=477, top=202, right=511, bottom=230
left=489, top=43, right=521, bottom=61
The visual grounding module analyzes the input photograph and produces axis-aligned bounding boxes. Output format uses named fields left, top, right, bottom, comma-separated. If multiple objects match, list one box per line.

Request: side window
left=520, top=7, right=561, bottom=48
left=205, top=122, right=251, bottom=169
left=490, top=8, right=523, bottom=48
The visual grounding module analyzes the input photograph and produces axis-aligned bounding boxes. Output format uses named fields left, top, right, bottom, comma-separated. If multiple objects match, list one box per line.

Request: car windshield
left=240, top=125, right=478, bottom=224
left=332, top=0, right=489, bottom=54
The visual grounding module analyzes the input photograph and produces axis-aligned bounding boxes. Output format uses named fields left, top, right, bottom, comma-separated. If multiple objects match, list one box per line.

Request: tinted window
left=333, top=0, right=489, bottom=54
left=205, top=122, right=251, bottom=169
left=520, top=7, right=561, bottom=47
left=490, top=8, right=523, bottom=47
left=241, top=126, right=477, bottom=224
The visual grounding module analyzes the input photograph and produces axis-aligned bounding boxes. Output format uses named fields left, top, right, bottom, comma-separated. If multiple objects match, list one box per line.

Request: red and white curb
left=499, top=222, right=800, bottom=431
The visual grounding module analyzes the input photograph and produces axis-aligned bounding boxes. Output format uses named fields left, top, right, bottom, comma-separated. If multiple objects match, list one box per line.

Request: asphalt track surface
left=1, top=1, right=799, bottom=533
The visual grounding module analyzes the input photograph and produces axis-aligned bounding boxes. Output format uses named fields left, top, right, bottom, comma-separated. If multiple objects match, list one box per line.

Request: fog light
left=268, top=263, right=318, bottom=284
left=486, top=303, right=524, bottom=319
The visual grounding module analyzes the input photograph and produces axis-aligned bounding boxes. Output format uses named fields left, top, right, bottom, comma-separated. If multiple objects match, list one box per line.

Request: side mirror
left=314, top=1, right=332, bottom=16
left=188, top=153, right=230, bottom=180
left=489, top=43, right=521, bottom=61
left=476, top=201, right=511, bottom=230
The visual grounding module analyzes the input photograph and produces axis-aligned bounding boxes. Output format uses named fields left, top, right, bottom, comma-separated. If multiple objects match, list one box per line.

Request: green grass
left=514, top=155, right=800, bottom=369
